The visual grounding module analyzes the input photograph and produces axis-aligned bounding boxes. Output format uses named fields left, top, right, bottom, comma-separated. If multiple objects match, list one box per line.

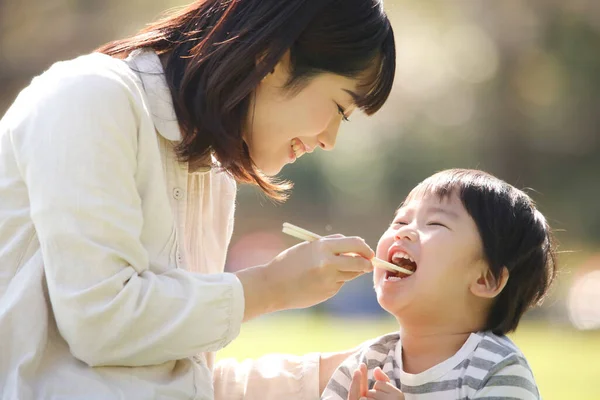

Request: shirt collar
left=126, top=49, right=182, bottom=142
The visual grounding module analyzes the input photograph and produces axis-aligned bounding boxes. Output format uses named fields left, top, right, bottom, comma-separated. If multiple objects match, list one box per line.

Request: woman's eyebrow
left=343, top=89, right=360, bottom=104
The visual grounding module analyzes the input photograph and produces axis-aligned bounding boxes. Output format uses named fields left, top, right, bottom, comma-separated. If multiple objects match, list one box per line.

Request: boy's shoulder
left=334, top=332, right=400, bottom=378
left=353, top=332, right=400, bottom=361
left=469, top=331, right=529, bottom=367
left=465, top=331, right=539, bottom=397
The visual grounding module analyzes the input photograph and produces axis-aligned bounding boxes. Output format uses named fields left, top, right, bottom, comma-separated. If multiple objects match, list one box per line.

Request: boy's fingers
left=359, top=363, right=368, bottom=396
left=373, top=367, right=391, bottom=382
left=372, top=381, right=393, bottom=393
left=366, top=390, right=404, bottom=399
left=369, top=382, right=403, bottom=397
left=348, top=369, right=362, bottom=400
left=365, top=390, right=382, bottom=399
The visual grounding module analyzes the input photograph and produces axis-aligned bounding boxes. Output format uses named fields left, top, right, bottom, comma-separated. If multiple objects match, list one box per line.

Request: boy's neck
left=397, top=325, right=477, bottom=375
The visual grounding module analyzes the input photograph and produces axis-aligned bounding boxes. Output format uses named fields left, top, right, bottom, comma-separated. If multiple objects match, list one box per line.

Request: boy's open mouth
left=385, top=252, right=417, bottom=281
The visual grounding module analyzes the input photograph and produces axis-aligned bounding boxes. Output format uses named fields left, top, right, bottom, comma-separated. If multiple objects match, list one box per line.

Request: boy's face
left=374, top=191, right=487, bottom=322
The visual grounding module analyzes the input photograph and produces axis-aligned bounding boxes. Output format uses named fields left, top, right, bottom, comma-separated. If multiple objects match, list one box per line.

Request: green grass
left=217, top=313, right=600, bottom=400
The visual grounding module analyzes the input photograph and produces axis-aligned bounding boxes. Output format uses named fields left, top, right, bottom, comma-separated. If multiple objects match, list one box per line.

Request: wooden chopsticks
left=282, top=222, right=414, bottom=275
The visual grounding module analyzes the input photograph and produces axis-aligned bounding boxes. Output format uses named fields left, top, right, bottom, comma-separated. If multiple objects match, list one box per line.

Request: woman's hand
left=236, top=235, right=374, bottom=321
left=348, top=365, right=404, bottom=400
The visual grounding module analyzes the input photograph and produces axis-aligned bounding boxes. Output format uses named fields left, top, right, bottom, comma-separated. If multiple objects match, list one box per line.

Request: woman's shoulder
left=20, top=53, right=140, bottom=109
left=4, top=53, right=144, bottom=129
left=40, top=52, right=138, bottom=89
left=49, top=53, right=139, bottom=95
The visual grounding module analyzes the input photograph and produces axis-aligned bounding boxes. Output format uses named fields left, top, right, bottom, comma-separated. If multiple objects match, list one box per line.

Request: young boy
left=322, top=169, right=556, bottom=400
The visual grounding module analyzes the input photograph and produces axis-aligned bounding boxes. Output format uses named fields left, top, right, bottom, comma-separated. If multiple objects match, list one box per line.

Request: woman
left=0, top=0, right=395, bottom=399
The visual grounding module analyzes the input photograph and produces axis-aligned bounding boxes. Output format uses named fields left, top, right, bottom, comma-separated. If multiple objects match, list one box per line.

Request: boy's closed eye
left=426, top=221, right=450, bottom=229
left=391, top=219, right=412, bottom=230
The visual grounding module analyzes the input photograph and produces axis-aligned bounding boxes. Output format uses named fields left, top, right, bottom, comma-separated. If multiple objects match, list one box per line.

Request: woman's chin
left=260, top=164, right=283, bottom=177
left=251, top=159, right=282, bottom=177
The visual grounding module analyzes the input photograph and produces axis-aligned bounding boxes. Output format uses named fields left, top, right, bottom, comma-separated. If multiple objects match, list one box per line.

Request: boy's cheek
left=373, top=268, right=385, bottom=282
left=375, top=234, right=393, bottom=260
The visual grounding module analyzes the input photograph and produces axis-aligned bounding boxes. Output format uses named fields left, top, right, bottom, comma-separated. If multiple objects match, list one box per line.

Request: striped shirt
left=322, top=331, right=540, bottom=400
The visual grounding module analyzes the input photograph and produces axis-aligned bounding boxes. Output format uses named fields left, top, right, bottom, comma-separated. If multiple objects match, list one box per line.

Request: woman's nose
left=318, top=120, right=341, bottom=151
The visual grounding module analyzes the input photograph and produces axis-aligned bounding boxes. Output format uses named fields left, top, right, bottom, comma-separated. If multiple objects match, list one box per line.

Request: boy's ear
left=470, top=266, right=509, bottom=299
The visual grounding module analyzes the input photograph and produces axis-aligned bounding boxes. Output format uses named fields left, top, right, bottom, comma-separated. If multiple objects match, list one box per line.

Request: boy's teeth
left=387, top=276, right=403, bottom=282
left=392, top=253, right=414, bottom=263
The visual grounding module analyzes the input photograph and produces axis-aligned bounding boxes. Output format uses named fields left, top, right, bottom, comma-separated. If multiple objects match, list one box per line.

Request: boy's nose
left=394, top=228, right=417, bottom=242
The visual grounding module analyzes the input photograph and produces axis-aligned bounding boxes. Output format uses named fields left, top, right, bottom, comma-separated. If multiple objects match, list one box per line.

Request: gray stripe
left=474, top=398, right=530, bottom=400
left=369, top=344, right=391, bottom=356
left=479, top=339, right=512, bottom=357
left=368, top=334, right=399, bottom=351
left=481, top=354, right=533, bottom=385
left=454, top=358, right=471, bottom=370
left=495, top=354, right=531, bottom=371
left=470, top=356, right=497, bottom=371
left=327, top=378, right=348, bottom=399
left=493, top=334, right=519, bottom=352
left=486, top=375, right=539, bottom=396
left=365, top=359, right=383, bottom=370
left=365, top=354, right=391, bottom=370
left=338, top=365, right=352, bottom=380
left=454, top=355, right=496, bottom=372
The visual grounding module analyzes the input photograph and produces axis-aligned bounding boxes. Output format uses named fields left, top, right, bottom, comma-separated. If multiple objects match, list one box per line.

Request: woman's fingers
left=320, top=236, right=374, bottom=260
left=335, top=271, right=365, bottom=283
left=254, top=234, right=376, bottom=313
left=333, top=254, right=374, bottom=273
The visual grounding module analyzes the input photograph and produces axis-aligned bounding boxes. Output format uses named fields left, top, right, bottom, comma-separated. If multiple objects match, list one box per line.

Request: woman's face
left=245, top=53, right=363, bottom=176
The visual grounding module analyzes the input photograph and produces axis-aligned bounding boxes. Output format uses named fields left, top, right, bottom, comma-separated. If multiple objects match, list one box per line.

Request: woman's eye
left=392, top=221, right=408, bottom=227
left=337, top=105, right=350, bottom=122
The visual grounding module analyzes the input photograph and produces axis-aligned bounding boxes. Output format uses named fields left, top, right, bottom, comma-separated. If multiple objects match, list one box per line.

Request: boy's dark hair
left=97, top=0, right=395, bottom=201
left=406, top=169, right=557, bottom=335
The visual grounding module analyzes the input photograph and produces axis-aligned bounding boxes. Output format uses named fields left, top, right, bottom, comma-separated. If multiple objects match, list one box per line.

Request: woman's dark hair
left=406, top=169, right=557, bottom=335
left=97, top=0, right=396, bottom=201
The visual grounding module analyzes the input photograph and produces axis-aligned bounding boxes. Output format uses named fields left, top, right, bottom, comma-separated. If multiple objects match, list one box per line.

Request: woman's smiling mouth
left=291, top=138, right=314, bottom=161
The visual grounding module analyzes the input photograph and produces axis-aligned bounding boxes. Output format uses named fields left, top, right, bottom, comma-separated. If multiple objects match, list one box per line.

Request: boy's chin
left=376, top=291, right=410, bottom=318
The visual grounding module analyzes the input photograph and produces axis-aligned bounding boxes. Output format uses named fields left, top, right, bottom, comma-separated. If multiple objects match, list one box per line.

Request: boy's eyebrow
left=427, top=207, right=460, bottom=219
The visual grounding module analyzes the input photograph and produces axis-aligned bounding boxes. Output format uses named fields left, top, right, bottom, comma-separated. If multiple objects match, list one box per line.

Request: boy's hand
left=348, top=365, right=404, bottom=400
left=365, top=367, right=405, bottom=400
left=348, top=363, right=368, bottom=400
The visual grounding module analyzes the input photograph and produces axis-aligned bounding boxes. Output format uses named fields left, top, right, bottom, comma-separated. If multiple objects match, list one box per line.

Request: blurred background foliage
left=2, top=1, right=599, bottom=398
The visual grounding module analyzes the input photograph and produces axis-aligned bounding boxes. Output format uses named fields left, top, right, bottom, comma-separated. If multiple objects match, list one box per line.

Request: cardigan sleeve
left=214, top=353, right=321, bottom=400
left=7, top=61, right=245, bottom=367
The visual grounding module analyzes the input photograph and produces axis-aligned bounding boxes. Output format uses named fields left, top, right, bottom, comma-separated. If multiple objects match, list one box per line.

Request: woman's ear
left=256, top=50, right=291, bottom=81
left=470, top=266, right=509, bottom=299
